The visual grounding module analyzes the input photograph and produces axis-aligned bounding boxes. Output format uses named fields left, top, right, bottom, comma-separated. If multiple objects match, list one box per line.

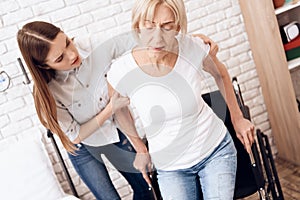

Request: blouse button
left=100, top=97, right=102, bottom=101
left=104, top=74, right=107, bottom=78
left=86, top=84, right=89, bottom=88
left=78, top=103, right=81, bottom=107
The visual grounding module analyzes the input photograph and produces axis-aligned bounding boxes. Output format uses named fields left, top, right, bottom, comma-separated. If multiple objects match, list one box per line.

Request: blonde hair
left=17, top=21, right=76, bottom=153
left=132, top=0, right=187, bottom=34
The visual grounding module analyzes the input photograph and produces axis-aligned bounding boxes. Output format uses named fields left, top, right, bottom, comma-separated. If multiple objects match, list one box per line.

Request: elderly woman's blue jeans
left=68, top=129, right=154, bottom=200
left=157, top=132, right=237, bottom=200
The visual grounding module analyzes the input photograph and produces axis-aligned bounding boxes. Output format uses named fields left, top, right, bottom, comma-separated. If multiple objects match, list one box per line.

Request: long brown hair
left=17, top=21, right=76, bottom=153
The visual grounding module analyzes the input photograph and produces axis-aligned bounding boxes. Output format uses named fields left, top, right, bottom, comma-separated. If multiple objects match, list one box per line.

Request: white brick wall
left=0, top=0, right=274, bottom=199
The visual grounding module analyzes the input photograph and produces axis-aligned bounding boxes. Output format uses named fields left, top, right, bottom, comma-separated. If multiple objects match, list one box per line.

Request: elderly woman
left=107, top=0, right=255, bottom=199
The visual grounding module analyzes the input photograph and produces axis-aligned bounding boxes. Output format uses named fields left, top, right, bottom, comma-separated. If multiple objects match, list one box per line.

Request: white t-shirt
left=107, top=35, right=227, bottom=170
left=48, top=33, right=136, bottom=146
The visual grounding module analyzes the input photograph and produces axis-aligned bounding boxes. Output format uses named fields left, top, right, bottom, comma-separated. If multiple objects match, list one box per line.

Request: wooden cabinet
left=238, top=0, right=300, bottom=165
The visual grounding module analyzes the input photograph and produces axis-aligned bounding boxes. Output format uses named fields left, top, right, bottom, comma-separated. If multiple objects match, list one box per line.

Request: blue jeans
left=68, top=129, right=154, bottom=200
left=157, top=132, right=237, bottom=200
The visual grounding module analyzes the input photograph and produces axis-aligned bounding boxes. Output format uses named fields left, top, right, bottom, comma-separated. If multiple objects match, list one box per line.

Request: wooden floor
left=239, top=158, right=300, bottom=200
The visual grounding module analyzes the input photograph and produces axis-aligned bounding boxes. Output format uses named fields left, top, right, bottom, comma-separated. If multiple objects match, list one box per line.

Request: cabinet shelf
left=288, top=57, right=300, bottom=70
left=275, top=1, right=300, bottom=70
left=275, top=0, right=300, bottom=15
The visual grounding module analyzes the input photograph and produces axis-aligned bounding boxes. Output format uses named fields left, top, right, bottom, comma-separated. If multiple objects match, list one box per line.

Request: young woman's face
left=138, top=3, right=180, bottom=59
left=45, top=32, right=81, bottom=71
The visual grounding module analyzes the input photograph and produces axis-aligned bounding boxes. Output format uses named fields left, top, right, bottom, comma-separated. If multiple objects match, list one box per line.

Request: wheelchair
left=200, top=77, right=284, bottom=200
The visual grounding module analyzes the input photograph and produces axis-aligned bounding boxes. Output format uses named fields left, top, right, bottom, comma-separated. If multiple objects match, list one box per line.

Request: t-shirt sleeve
left=192, top=36, right=210, bottom=60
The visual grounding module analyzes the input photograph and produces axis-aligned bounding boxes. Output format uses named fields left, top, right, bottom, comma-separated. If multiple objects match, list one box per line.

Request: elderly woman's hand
left=233, top=117, right=255, bottom=154
left=133, top=151, right=153, bottom=188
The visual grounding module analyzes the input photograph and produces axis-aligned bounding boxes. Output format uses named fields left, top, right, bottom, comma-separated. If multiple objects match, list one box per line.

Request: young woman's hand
left=192, top=33, right=219, bottom=57
left=110, top=92, right=130, bottom=114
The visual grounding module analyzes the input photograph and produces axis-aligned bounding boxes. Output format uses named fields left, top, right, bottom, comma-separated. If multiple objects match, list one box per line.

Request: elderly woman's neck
left=133, top=46, right=178, bottom=64
left=132, top=47, right=179, bottom=77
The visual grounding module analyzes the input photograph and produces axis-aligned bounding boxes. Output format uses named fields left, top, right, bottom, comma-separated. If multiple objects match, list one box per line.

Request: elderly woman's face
left=138, top=3, right=179, bottom=58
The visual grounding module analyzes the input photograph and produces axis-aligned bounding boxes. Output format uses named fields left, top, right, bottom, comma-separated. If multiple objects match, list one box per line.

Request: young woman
left=17, top=21, right=155, bottom=200
left=107, top=0, right=255, bottom=199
